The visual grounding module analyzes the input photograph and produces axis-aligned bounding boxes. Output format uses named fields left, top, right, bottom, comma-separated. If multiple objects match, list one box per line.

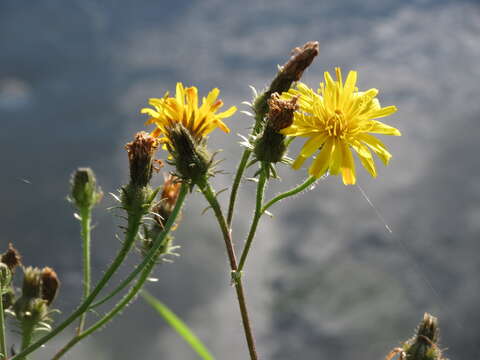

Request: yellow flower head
left=281, top=67, right=400, bottom=185
left=141, top=82, right=237, bottom=143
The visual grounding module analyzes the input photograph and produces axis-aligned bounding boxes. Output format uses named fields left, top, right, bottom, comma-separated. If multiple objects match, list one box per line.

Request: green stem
left=51, top=183, right=188, bottom=359
left=51, top=246, right=159, bottom=360
left=88, top=184, right=188, bottom=310
left=261, top=176, right=316, bottom=214
left=77, top=206, right=92, bottom=333
left=0, top=289, right=7, bottom=359
left=227, top=149, right=251, bottom=227
left=201, top=182, right=258, bottom=360
left=237, top=167, right=267, bottom=272
left=12, top=210, right=144, bottom=360
left=18, top=321, right=34, bottom=360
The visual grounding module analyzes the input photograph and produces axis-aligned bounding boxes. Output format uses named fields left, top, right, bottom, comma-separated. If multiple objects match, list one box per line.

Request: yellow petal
left=292, top=155, right=308, bottom=170
left=340, top=142, right=356, bottom=185
left=308, top=139, right=334, bottom=179
left=299, top=133, right=327, bottom=158
left=216, top=105, right=237, bottom=118
left=367, top=105, right=398, bottom=119
left=329, top=140, right=343, bottom=175
left=140, top=108, right=160, bottom=117
left=351, top=141, right=377, bottom=178
left=206, top=88, right=220, bottom=105
left=368, top=120, right=401, bottom=136
left=357, top=133, right=392, bottom=165
left=185, top=87, right=198, bottom=109
left=175, top=83, right=185, bottom=105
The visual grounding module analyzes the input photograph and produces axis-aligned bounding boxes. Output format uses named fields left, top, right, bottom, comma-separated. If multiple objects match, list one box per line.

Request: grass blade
left=141, top=291, right=215, bottom=360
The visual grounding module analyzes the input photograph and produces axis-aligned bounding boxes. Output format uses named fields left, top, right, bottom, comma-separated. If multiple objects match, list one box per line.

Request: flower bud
left=40, top=267, right=59, bottom=306
left=253, top=93, right=298, bottom=164
left=387, top=313, right=445, bottom=360
left=21, top=266, right=42, bottom=299
left=266, top=93, right=298, bottom=132
left=125, top=131, right=159, bottom=188
left=1, top=243, right=22, bottom=272
left=166, top=123, right=212, bottom=188
left=70, top=168, right=102, bottom=209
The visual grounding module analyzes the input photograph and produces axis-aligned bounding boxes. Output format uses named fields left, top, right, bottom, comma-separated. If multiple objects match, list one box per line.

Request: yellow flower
left=281, top=67, right=400, bottom=185
left=141, top=82, right=237, bottom=143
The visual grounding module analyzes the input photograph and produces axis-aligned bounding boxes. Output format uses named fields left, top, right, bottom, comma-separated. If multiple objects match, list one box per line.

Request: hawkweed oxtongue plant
left=5, top=41, right=439, bottom=360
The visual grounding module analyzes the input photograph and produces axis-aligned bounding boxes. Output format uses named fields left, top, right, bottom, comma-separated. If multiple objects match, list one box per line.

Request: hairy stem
left=261, top=176, right=316, bottom=213
left=238, top=167, right=267, bottom=272
left=201, top=182, right=258, bottom=360
left=227, top=149, right=251, bottom=227
left=0, top=289, right=6, bottom=359
left=77, top=206, right=92, bottom=333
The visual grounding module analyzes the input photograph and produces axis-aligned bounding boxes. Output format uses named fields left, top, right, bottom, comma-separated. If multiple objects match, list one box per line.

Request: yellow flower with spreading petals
left=281, top=67, right=400, bottom=185
left=141, top=82, right=237, bottom=143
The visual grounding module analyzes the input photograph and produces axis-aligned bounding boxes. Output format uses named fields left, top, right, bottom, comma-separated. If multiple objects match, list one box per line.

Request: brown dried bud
left=41, top=267, right=60, bottom=306
left=266, top=93, right=299, bottom=131
left=281, top=41, right=320, bottom=82
left=153, top=174, right=182, bottom=228
left=1, top=243, right=22, bottom=271
left=253, top=41, right=319, bottom=134
left=125, top=131, right=160, bottom=187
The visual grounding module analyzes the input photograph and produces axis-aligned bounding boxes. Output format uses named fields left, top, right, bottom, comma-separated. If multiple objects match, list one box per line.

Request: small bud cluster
left=0, top=244, right=60, bottom=345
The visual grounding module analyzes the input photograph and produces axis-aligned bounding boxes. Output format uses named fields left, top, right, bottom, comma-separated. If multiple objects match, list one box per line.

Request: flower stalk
left=0, top=264, right=10, bottom=359
left=200, top=182, right=258, bottom=360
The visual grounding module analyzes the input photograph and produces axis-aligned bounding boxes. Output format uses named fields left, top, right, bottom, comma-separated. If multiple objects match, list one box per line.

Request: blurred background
left=1, top=0, right=479, bottom=359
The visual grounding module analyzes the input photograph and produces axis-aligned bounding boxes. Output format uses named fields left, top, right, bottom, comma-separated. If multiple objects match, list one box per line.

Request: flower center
left=325, top=109, right=348, bottom=139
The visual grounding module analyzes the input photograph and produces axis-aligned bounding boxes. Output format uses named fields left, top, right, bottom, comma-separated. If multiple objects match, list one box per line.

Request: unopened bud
left=125, top=131, right=159, bottom=188
left=266, top=93, right=298, bottom=131
left=386, top=313, right=445, bottom=360
left=71, top=168, right=102, bottom=209
left=253, top=94, right=298, bottom=164
left=21, top=266, right=42, bottom=299
left=1, top=243, right=22, bottom=272
left=41, top=267, right=59, bottom=306
left=166, top=124, right=212, bottom=188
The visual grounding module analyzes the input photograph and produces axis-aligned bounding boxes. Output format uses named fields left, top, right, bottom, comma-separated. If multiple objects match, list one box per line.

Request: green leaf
left=141, top=291, right=215, bottom=360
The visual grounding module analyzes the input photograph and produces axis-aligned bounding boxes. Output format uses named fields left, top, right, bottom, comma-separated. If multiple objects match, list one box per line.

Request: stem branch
left=201, top=183, right=258, bottom=360
left=238, top=168, right=267, bottom=272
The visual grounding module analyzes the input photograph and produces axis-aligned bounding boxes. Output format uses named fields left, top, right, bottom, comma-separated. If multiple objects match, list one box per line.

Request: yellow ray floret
left=281, top=67, right=400, bottom=185
left=141, top=82, right=237, bottom=142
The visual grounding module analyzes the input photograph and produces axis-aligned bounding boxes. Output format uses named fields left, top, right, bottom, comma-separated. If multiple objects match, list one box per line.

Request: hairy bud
left=71, top=168, right=102, bottom=209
